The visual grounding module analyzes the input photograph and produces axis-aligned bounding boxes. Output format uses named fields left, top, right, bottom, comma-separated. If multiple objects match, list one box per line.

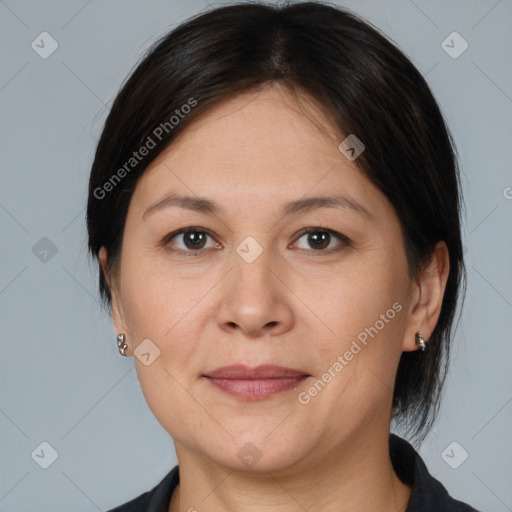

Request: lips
left=203, top=364, right=310, bottom=400
left=204, top=364, right=308, bottom=379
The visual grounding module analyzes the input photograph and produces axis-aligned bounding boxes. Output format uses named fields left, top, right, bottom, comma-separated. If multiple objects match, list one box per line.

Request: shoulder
left=389, top=434, right=482, bottom=511
left=106, top=465, right=179, bottom=512
left=107, top=491, right=151, bottom=512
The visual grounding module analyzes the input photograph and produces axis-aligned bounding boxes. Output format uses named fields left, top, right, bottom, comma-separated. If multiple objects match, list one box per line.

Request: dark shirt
left=107, top=434, right=480, bottom=511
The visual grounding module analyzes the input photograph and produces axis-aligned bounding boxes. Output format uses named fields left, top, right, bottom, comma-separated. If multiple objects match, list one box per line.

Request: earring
left=415, top=332, right=426, bottom=351
left=117, top=333, right=128, bottom=356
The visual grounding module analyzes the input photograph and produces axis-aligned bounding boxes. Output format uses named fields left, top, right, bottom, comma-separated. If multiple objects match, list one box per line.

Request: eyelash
left=161, top=226, right=351, bottom=257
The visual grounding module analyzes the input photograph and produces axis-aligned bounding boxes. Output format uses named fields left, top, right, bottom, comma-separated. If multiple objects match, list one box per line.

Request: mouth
left=203, top=364, right=310, bottom=400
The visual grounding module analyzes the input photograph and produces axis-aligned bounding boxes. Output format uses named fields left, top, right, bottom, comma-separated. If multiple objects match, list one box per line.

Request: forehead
left=131, top=86, right=389, bottom=220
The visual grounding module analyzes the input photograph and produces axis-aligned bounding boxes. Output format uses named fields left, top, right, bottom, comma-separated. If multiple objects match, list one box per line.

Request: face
left=105, top=85, right=426, bottom=474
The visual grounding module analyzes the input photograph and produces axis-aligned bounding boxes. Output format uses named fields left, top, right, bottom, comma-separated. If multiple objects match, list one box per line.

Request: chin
left=197, top=430, right=310, bottom=475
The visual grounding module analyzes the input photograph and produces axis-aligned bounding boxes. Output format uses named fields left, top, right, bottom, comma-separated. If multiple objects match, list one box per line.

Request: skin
left=100, top=84, right=450, bottom=512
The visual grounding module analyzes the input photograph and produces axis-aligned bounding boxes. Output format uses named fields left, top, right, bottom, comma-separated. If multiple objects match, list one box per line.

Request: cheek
left=119, top=248, right=188, bottom=332
left=312, top=261, right=403, bottom=339
left=306, top=255, right=408, bottom=397
left=119, top=250, right=214, bottom=382
left=135, top=360, right=200, bottom=444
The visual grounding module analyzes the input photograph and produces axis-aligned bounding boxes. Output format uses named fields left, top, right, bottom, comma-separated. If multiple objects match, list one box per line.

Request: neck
left=168, top=428, right=411, bottom=512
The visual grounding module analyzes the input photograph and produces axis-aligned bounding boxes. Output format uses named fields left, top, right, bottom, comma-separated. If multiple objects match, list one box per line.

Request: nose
left=215, top=247, right=294, bottom=338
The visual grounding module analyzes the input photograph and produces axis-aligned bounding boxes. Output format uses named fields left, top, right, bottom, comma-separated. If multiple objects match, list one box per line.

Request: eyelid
left=162, top=226, right=220, bottom=254
left=162, top=226, right=351, bottom=256
left=290, top=227, right=351, bottom=252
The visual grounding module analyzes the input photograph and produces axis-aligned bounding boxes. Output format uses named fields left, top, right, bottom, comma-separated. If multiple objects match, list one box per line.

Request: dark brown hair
left=87, top=1, right=466, bottom=443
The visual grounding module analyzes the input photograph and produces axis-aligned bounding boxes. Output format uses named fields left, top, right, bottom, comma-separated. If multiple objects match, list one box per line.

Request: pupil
left=182, top=231, right=330, bottom=251
left=185, top=231, right=205, bottom=249
left=309, top=231, right=329, bottom=249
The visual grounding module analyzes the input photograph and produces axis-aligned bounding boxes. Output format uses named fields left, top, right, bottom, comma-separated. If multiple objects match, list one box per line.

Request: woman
left=87, top=2, right=479, bottom=510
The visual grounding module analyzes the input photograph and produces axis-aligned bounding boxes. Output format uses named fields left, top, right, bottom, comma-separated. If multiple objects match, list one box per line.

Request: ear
left=99, top=247, right=130, bottom=351
left=402, top=241, right=450, bottom=352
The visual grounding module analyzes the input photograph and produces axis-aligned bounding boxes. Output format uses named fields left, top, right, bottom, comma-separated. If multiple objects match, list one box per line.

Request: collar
left=389, top=434, right=478, bottom=511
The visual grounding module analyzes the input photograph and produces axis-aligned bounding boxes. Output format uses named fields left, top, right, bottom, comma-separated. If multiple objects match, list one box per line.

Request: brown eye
left=307, top=231, right=330, bottom=250
left=293, top=228, right=350, bottom=252
left=182, top=230, right=207, bottom=249
left=165, top=228, right=220, bottom=253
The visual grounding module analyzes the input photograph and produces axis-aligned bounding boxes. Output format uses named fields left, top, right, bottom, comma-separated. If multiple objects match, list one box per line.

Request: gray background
left=1, top=0, right=511, bottom=510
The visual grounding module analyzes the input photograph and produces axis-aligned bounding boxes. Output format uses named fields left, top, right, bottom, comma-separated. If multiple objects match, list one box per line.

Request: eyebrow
left=142, top=192, right=374, bottom=221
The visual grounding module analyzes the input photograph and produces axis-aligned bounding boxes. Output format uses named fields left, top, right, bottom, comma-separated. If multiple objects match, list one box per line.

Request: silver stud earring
left=415, top=332, right=426, bottom=351
left=117, top=333, right=128, bottom=356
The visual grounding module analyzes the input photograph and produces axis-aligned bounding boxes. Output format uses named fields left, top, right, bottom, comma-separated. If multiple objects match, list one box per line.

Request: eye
left=162, top=226, right=350, bottom=255
left=164, top=228, right=220, bottom=254
left=292, top=228, right=350, bottom=252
